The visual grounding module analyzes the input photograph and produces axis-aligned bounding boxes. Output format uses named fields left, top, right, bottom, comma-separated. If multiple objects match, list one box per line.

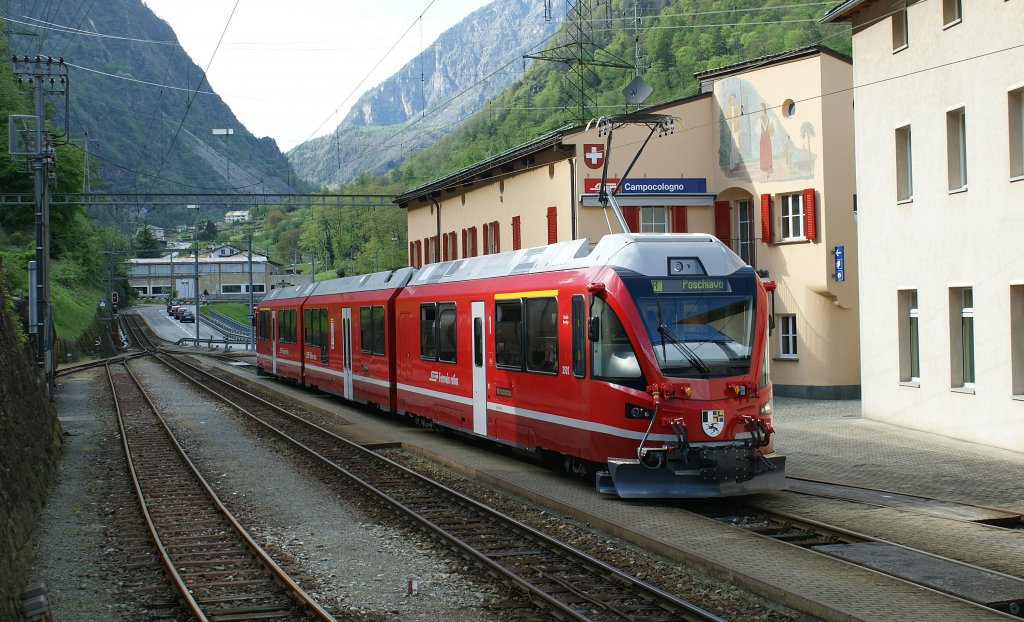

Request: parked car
left=173, top=307, right=186, bottom=320
left=179, top=310, right=195, bottom=323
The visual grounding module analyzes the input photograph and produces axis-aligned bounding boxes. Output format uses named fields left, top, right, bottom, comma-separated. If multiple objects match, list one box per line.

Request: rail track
left=105, top=359, right=337, bottom=622
left=688, top=483, right=1024, bottom=618
left=146, top=347, right=724, bottom=622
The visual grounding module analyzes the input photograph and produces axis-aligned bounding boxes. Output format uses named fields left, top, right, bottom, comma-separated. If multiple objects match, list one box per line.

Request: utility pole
left=247, top=233, right=254, bottom=350
left=8, top=55, right=69, bottom=400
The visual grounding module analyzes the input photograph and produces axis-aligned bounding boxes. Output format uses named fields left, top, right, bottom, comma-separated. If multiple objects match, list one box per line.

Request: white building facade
left=824, top=0, right=1024, bottom=450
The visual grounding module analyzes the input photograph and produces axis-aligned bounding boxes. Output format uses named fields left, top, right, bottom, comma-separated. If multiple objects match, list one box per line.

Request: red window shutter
left=415, top=240, right=422, bottom=267
left=442, top=233, right=449, bottom=261
left=760, top=194, right=772, bottom=243
left=409, top=242, right=414, bottom=267
left=493, top=221, right=500, bottom=253
left=433, top=235, right=440, bottom=262
left=482, top=223, right=490, bottom=255
left=671, top=206, right=687, bottom=233
left=624, top=206, right=639, bottom=233
left=471, top=227, right=478, bottom=257
left=512, top=216, right=522, bottom=250
left=547, top=206, right=558, bottom=243
left=461, top=229, right=468, bottom=258
left=803, top=188, right=817, bottom=242
left=714, top=201, right=731, bottom=243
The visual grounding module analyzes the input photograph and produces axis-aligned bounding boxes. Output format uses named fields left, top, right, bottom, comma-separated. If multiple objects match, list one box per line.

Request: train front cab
left=255, top=283, right=317, bottom=383
left=589, top=261, right=786, bottom=499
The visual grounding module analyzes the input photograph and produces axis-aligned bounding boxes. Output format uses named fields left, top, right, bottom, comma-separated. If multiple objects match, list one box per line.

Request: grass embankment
left=203, top=302, right=252, bottom=325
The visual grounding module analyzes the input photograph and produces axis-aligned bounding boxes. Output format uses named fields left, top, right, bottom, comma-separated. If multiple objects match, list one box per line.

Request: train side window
left=438, top=302, right=457, bottom=363
left=371, top=306, right=385, bottom=355
left=257, top=310, right=271, bottom=340
left=360, top=306, right=372, bottom=353
left=590, top=297, right=644, bottom=387
left=525, top=297, right=558, bottom=374
left=304, top=308, right=313, bottom=345
left=279, top=309, right=296, bottom=344
left=495, top=300, right=524, bottom=370
left=420, top=303, right=437, bottom=359
left=572, top=295, right=585, bottom=377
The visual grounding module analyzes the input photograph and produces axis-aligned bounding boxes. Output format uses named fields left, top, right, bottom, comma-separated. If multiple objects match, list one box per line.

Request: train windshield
left=623, top=275, right=757, bottom=379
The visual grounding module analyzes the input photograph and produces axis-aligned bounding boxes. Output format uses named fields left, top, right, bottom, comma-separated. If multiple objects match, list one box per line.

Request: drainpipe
left=432, top=198, right=442, bottom=262
left=555, top=144, right=577, bottom=240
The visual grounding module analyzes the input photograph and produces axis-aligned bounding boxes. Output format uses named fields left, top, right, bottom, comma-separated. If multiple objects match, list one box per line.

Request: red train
left=256, top=233, right=785, bottom=498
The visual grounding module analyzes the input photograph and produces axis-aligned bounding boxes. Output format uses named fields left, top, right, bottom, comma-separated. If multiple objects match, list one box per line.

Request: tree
left=134, top=227, right=162, bottom=258
left=198, top=219, right=218, bottom=241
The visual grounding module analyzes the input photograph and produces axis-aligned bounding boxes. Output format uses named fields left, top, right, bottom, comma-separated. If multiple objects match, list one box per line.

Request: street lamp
left=186, top=204, right=201, bottom=346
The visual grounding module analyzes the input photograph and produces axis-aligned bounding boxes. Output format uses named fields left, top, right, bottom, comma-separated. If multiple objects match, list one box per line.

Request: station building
left=823, top=0, right=1024, bottom=450
left=127, top=244, right=281, bottom=300
left=395, top=46, right=860, bottom=399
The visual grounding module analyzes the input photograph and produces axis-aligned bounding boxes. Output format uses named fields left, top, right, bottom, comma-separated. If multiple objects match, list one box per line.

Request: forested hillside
left=6, top=0, right=303, bottom=229
left=352, top=0, right=852, bottom=192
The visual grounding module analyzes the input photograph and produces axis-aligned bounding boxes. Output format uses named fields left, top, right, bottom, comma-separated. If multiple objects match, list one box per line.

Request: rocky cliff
left=289, top=0, right=564, bottom=186
left=0, top=279, right=62, bottom=621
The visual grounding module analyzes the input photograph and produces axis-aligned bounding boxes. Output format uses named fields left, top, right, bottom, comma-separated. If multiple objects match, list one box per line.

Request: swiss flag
left=583, top=143, right=605, bottom=169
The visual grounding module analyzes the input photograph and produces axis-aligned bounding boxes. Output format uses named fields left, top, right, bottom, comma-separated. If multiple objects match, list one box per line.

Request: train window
left=590, top=297, right=643, bottom=386
left=305, top=308, right=327, bottom=347
left=572, top=295, right=585, bottom=377
left=526, top=297, right=558, bottom=374
left=438, top=303, right=457, bottom=363
left=495, top=300, right=524, bottom=370
left=371, top=306, right=385, bottom=355
left=360, top=306, right=372, bottom=353
left=257, top=310, right=271, bottom=340
left=278, top=309, right=297, bottom=344
left=420, top=303, right=437, bottom=359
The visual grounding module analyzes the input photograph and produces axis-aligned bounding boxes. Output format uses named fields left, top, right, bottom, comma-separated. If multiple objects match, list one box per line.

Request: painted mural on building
left=717, top=77, right=817, bottom=183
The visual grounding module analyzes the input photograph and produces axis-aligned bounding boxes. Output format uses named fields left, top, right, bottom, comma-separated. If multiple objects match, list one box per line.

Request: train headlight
left=759, top=400, right=773, bottom=417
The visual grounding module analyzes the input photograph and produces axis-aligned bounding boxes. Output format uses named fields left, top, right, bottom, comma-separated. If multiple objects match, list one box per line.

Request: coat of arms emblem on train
left=701, top=410, right=725, bottom=437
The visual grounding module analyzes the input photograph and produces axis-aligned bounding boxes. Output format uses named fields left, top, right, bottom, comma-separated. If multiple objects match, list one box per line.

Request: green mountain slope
left=355, top=0, right=852, bottom=191
left=5, top=0, right=304, bottom=229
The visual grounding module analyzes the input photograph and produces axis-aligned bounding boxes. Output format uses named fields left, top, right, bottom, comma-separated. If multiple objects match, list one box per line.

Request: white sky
left=143, top=0, right=494, bottom=151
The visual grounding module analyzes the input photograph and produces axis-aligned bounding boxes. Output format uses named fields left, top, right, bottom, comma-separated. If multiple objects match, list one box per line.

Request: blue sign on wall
left=618, top=178, right=708, bottom=194
left=833, top=245, right=845, bottom=282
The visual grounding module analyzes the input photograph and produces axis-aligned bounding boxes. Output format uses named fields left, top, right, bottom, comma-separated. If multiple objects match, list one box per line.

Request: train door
left=341, top=307, right=353, bottom=400
left=472, top=300, right=487, bottom=436
left=271, top=309, right=278, bottom=375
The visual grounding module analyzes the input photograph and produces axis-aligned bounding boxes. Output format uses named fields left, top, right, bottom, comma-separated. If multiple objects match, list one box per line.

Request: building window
left=1010, top=88, right=1024, bottom=179
left=778, top=314, right=797, bottom=358
left=946, top=107, right=967, bottom=191
left=1012, top=286, right=1024, bottom=396
left=896, top=125, right=913, bottom=202
left=512, top=216, right=522, bottom=251
left=892, top=5, right=908, bottom=51
left=252, top=284, right=266, bottom=294
left=778, top=193, right=804, bottom=241
left=898, top=290, right=920, bottom=383
left=483, top=221, right=500, bottom=255
left=736, top=200, right=754, bottom=265
left=640, top=206, right=668, bottom=233
left=949, top=287, right=975, bottom=389
left=942, top=0, right=962, bottom=27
